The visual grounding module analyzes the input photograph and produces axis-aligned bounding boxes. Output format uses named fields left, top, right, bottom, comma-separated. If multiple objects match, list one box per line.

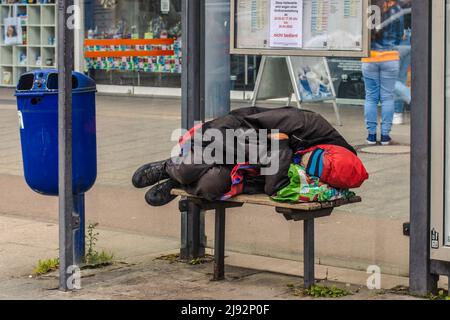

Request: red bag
left=299, top=145, right=369, bottom=189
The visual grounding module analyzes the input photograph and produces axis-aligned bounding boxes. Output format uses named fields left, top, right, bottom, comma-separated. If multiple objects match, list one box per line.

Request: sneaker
left=366, top=134, right=377, bottom=145
left=132, top=159, right=170, bottom=189
left=381, top=135, right=392, bottom=146
left=393, top=113, right=404, bottom=125
left=145, top=179, right=180, bottom=207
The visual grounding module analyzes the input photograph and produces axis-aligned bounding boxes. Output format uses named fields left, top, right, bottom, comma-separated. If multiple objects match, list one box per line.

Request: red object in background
left=84, top=38, right=175, bottom=58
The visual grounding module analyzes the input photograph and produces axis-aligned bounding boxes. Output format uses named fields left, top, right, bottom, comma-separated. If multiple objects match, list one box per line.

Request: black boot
left=145, top=180, right=180, bottom=207
left=132, top=159, right=170, bottom=189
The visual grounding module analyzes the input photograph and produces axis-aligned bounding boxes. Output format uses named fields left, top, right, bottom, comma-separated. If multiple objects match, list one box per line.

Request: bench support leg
left=303, top=218, right=315, bottom=289
left=214, top=207, right=226, bottom=281
left=180, top=201, right=206, bottom=260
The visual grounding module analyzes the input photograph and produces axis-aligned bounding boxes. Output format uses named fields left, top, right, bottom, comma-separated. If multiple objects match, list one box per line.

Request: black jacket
left=197, top=106, right=356, bottom=196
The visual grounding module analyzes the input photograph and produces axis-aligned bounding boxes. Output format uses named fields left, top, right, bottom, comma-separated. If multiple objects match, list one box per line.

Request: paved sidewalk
left=0, top=214, right=426, bottom=300
left=0, top=89, right=424, bottom=297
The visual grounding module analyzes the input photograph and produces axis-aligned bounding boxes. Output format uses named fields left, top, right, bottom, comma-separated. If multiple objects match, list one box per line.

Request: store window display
left=84, top=0, right=182, bottom=87
left=82, top=0, right=265, bottom=92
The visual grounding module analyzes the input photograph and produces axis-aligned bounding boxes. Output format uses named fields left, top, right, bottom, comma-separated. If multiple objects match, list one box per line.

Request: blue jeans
left=395, top=81, right=411, bottom=105
left=362, top=60, right=400, bottom=136
left=394, top=44, right=411, bottom=113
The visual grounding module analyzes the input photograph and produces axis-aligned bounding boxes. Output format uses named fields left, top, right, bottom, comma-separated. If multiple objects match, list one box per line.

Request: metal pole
left=409, top=0, right=439, bottom=295
left=58, top=0, right=76, bottom=291
left=74, top=0, right=85, bottom=73
left=303, top=219, right=315, bottom=289
left=204, top=0, right=230, bottom=118
left=181, top=0, right=203, bottom=130
left=213, top=207, right=226, bottom=281
left=180, top=0, right=206, bottom=259
left=73, top=194, right=85, bottom=265
left=200, top=0, right=206, bottom=121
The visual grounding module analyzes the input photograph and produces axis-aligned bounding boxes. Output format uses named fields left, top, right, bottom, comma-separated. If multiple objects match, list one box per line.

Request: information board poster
left=233, top=0, right=368, bottom=56
left=302, top=0, right=363, bottom=50
left=269, top=0, right=303, bottom=48
left=236, top=0, right=270, bottom=49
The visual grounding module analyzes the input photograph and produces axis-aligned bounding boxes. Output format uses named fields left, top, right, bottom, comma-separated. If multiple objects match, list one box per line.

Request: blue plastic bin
left=15, top=69, right=97, bottom=196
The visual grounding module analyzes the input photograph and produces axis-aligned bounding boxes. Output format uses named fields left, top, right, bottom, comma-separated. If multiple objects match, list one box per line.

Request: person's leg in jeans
left=395, top=81, right=411, bottom=104
left=362, top=62, right=381, bottom=140
left=394, top=96, right=404, bottom=116
left=394, top=45, right=411, bottom=123
left=380, top=60, right=400, bottom=142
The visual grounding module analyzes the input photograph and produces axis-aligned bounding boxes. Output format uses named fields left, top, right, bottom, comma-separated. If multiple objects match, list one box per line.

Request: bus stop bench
left=171, top=189, right=362, bottom=288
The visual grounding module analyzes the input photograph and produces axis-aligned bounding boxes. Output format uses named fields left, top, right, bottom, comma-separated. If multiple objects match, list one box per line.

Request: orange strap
left=84, top=38, right=175, bottom=46
left=361, top=50, right=400, bottom=63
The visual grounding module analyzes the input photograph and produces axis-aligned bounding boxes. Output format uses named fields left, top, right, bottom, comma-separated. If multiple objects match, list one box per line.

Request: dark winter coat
left=196, top=106, right=356, bottom=196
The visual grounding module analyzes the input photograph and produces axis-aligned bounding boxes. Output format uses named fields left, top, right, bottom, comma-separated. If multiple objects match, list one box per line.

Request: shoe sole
left=145, top=195, right=177, bottom=207
left=366, top=141, right=377, bottom=145
left=381, top=142, right=391, bottom=146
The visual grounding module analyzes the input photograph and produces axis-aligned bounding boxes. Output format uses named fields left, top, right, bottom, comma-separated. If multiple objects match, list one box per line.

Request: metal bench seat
left=171, top=189, right=362, bottom=288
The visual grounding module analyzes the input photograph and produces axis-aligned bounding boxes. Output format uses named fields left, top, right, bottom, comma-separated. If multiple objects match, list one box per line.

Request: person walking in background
left=362, top=0, right=404, bottom=145
left=393, top=0, right=412, bottom=125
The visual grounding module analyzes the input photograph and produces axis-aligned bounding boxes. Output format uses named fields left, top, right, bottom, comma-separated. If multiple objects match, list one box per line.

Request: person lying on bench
left=132, top=107, right=368, bottom=207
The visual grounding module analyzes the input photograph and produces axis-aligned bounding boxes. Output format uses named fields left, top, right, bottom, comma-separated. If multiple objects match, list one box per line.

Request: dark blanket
left=203, top=107, right=356, bottom=154
left=182, top=106, right=355, bottom=198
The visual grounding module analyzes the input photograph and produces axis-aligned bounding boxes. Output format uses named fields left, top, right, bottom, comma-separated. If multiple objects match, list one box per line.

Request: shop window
left=84, top=0, right=182, bottom=88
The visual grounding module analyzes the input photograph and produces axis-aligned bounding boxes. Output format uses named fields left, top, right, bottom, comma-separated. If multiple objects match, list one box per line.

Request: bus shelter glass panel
left=445, top=0, right=450, bottom=247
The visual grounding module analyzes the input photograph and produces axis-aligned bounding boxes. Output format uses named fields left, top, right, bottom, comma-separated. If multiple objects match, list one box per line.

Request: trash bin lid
left=15, top=69, right=96, bottom=94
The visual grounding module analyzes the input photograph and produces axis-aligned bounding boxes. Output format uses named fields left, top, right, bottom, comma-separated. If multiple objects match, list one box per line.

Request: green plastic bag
left=272, top=164, right=355, bottom=203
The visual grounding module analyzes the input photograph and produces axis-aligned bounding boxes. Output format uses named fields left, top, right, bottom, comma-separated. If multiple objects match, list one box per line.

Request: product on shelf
left=0, top=1, right=57, bottom=87
left=18, top=52, right=26, bottom=65
left=2, top=71, right=11, bottom=85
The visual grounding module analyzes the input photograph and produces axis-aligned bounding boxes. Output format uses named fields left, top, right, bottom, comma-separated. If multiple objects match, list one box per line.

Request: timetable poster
left=302, top=0, right=363, bottom=50
left=236, top=0, right=270, bottom=49
left=269, top=0, right=303, bottom=48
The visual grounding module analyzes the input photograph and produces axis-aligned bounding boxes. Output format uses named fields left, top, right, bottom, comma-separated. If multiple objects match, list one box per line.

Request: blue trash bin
left=15, top=69, right=97, bottom=196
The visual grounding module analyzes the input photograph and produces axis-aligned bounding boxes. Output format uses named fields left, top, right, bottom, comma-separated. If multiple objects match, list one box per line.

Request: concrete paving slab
left=0, top=183, right=443, bottom=300
left=0, top=214, right=179, bottom=282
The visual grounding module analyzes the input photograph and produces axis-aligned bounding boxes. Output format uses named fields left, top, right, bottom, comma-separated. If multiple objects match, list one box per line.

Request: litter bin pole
left=73, top=194, right=85, bottom=265
left=16, top=27, right=96, bottom=294
left=180, top=0, right=207, bottom=259
left=58, top=0, right=76, bottom=291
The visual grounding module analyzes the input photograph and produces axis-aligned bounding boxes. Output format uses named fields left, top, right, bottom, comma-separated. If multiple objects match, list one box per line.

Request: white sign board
left=269, top=0, right=303, bottom=48
left=232, top=0, right=370, bottom=57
